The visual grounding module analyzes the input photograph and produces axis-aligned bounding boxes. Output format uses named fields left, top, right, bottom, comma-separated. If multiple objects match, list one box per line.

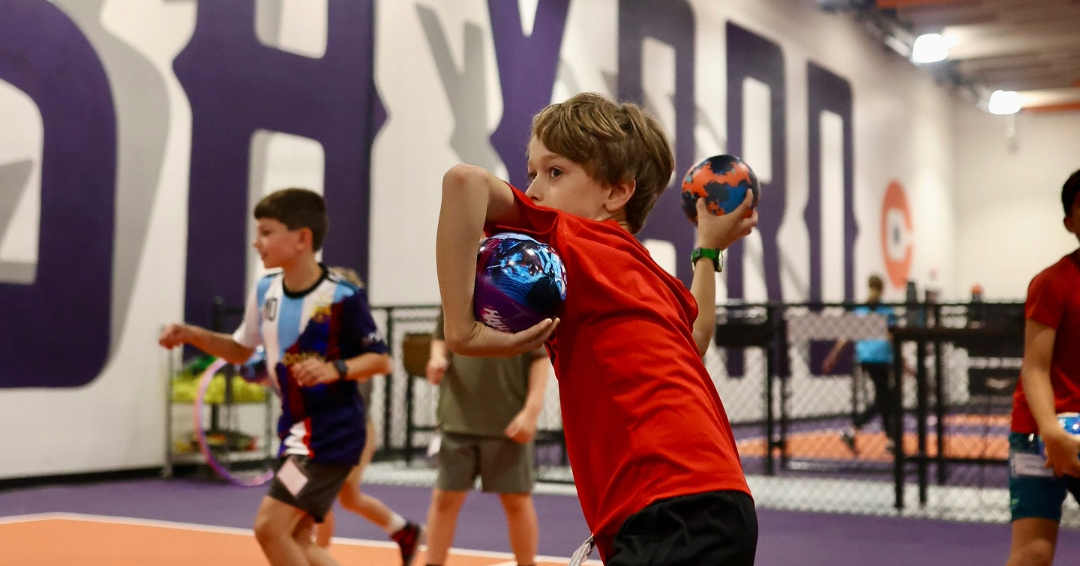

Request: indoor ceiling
left=831, top=0, right=1080, bottom=112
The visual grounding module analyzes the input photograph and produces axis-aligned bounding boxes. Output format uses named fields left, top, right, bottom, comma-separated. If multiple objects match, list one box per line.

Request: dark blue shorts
left=1008, top=432, right=1080, bottom=522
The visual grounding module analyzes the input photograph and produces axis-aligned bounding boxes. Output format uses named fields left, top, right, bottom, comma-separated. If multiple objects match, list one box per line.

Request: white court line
left=0, top=512, right=259, bottom=537
left=0, top=512, right=69, bottom=525
left=0, top=512, right=602, bottom=563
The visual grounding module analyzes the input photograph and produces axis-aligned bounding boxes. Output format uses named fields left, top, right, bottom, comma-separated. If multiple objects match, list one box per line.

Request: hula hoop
left=194, top=357, right=275, bottom=486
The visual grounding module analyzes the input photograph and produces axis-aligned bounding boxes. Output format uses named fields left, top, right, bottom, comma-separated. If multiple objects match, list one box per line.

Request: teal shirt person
left=853, top=305, right=897, bottom=364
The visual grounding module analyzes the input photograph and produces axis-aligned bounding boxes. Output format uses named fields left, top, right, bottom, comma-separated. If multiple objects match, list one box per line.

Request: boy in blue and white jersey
left=159, top=188, right=417, bottom=566
left=233, top=264, right=384, bottom=465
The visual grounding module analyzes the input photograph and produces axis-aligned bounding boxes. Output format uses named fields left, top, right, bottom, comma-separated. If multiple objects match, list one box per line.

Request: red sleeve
left=484, top=183, right=560, bottom=239
left=1026, top=268, right=1064, bottom=330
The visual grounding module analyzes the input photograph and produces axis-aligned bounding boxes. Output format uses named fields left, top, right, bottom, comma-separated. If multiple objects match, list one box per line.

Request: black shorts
left=607, top=490, right=758, bottom=566
left=266, top=456, right=352, bottom=523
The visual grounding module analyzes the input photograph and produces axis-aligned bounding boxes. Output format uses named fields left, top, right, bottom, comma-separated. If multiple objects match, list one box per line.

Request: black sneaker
left=391, top=522, right=423, bottom=566
left=841, top=430, right=858, bottom=454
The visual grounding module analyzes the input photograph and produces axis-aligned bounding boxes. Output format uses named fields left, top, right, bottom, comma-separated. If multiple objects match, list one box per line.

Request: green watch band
left=691, top=247, right=723, bottom=273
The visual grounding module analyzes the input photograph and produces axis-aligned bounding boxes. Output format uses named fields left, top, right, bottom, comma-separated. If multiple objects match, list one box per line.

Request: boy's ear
left=1066, top=214, right=1076, bottom=235
left=605, top=179, right=636, bottom=213
left=296, top=227, right=314, bottom=249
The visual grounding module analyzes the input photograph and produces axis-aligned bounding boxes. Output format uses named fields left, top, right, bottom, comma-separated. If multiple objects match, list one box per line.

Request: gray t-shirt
left=433, top=311, right=547, bottom=437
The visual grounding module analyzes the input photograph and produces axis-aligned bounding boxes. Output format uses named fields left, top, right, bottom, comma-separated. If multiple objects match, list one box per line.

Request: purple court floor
left=3, top=477, right=1080, bottom=565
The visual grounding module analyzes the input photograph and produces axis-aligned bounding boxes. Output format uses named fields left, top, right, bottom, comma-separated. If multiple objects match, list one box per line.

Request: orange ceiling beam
left=1024, top=101, right=1080, bottom=114
left=875, top=0, right=972, bottom=8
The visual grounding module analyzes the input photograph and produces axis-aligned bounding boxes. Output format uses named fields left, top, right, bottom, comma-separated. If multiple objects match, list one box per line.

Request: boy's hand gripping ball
left=1039, top=412, right=1080, bottom=456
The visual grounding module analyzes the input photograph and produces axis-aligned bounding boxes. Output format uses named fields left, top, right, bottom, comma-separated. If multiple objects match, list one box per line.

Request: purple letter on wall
left=806, top=61, right=857, bottom=303
left=0, top=0, right=116, bottom=388
left=619, top=0, right=697, bottom=287
left=488, top=0, right=570, bottom=190
left=724, top=23, right=787, bottom=376
left=725, top=22, right=787, bottom=303
left=174, top=0, right=384, bottom=330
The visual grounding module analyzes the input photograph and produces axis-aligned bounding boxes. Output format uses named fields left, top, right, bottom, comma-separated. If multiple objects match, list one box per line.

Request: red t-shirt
left=488, top=189, right=750, bottom=560
left=1011, top=250, right=1080, bottom=434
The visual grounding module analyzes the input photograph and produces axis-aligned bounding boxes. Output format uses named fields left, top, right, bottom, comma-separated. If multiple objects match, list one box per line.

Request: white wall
left=954, top=106, right=1080, bottom=300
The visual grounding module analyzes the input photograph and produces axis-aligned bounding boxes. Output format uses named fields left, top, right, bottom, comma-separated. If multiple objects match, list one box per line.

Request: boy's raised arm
left=436, top=164, right=556, bottom=357
left=690, top=253, right=718, bottom=357
left=690, top=194, right=758, bottom=356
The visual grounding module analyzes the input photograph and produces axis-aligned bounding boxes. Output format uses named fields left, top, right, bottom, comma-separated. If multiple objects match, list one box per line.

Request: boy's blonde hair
left=330, top=266, right=365, bottom=288
left=530, top=93, right=674, bottom=234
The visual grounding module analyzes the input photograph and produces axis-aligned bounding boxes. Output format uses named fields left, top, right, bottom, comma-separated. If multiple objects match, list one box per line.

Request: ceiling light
left=988, top=90, right=1021, bottom=115
left=911, top=33, right=948, bottom=63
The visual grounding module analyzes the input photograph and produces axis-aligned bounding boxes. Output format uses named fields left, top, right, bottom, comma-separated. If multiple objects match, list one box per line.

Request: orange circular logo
left=881, top=180, right=913, bottom=288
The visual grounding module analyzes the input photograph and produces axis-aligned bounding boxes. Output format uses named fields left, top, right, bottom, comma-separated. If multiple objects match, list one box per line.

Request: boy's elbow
left=378, top=353, right=393, bottom=375
left=442, top=164, right=486, bottom=193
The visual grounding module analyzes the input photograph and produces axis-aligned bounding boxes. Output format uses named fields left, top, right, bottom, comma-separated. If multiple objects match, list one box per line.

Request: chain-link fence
left=709, top=301, right=1033, bottom=523
left=366, top=301, right=1079, bottom=526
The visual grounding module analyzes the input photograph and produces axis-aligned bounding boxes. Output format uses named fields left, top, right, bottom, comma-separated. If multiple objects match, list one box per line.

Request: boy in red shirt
left=1006, top=169, right=1080, bottom=566
left=435, top=93, right=759, bottom=564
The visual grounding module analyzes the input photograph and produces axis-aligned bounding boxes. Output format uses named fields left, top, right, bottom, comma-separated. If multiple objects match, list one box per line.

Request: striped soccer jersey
left=232, top=266, right=386, bottom=465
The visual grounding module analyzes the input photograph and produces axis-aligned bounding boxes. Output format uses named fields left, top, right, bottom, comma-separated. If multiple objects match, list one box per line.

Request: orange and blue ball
left=681, top=154, right=760, bottom=224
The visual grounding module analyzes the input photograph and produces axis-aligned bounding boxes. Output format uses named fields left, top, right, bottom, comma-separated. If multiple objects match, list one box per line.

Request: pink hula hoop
left=194, top=358, right=275, bottom=487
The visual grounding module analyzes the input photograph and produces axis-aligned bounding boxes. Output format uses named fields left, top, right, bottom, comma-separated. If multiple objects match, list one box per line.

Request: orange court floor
left=0, top=513, right=598, bottom=566
left=738, top=428, right=1009, bottom=462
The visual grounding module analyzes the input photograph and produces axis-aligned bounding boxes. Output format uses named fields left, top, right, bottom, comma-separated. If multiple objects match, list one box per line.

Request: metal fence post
left=765, top=305, right=777, bottom=476
left=404, top=353, right=415, bottom=464
left=934, top=307, right=947, bottom=486
left=916, top=337, right=929, bottom=506
left=383, top=307, right=395, bottom=455
left=893, top=329, right=905, bottom=511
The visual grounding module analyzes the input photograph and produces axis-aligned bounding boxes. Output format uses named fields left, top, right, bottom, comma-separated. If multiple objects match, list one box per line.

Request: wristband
left=691, top=247, right=723, bottom=273
left=333, top=359, right=349, bottom=380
